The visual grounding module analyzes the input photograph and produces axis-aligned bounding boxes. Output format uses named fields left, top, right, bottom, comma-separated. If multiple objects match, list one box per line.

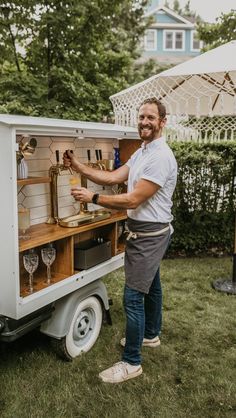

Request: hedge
left=169, top=141, right=236, bottom=255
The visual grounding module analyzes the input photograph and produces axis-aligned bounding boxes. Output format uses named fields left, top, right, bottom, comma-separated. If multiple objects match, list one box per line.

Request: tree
left=173, top=0, right=182, bottom=14
left=197, top=10, right=236, bottom=50
left=0, top=0, right=153, bottom=121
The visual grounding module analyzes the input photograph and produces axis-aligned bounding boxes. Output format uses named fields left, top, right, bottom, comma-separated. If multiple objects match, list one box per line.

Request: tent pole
left=212, top=215, right=236, bottom=295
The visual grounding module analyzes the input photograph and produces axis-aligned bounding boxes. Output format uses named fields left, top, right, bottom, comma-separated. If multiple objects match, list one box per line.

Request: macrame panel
left=110, top=71, right=236, bottom=142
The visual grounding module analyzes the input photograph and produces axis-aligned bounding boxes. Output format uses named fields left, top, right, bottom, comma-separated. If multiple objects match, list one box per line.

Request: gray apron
left=124, top=218, right=171, bottom=294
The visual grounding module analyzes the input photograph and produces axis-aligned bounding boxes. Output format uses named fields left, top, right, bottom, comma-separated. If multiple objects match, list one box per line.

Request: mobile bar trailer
left=0, top=114, right=138, bottom=360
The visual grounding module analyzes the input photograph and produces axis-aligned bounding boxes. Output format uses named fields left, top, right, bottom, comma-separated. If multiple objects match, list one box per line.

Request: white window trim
left=163, top=29, right=185, bottom=51
left=190, top=30, right=203, bottom=52
left=144, top=29, right=157, bottom=51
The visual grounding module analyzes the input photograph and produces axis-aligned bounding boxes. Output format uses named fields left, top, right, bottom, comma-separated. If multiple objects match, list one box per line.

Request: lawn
left=0, top=257, right=235, bottom=418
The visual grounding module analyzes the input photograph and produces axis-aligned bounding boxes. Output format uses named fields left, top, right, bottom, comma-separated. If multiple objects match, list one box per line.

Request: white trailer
left=0, top=114, right=138, bottom=360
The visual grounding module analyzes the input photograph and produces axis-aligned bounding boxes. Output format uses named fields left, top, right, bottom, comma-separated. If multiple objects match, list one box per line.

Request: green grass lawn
left=0, top=257, right=235, bottom=418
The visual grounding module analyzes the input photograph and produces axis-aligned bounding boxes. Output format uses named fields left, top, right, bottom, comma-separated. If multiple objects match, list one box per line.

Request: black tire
left=51, top=296, right=102, bottom=361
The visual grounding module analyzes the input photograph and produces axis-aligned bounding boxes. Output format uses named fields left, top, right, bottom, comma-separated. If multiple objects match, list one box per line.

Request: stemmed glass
left=23, top=250, right=39, bottom=294
left=41, top=246, right=56, bottom=285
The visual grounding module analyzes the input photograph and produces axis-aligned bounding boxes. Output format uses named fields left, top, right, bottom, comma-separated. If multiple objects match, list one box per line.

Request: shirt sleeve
left=141, top=153, right=170, bottom=187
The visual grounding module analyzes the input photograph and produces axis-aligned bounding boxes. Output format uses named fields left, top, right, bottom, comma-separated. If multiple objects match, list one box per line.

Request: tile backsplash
left=17, top=136, right=119, bottom=225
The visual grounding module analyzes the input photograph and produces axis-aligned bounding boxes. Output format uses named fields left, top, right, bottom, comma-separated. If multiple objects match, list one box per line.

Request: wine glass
left=41, top=246, right=56, bottom=285
left=23, top=251, right=39, bottom=294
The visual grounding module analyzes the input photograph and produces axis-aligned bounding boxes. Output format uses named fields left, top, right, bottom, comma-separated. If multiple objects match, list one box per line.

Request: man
left=63, top=97, right=177, bottom=383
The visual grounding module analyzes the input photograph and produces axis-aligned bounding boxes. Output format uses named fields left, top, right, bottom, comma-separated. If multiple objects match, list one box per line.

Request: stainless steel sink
left=59, top=209, right=111, bottom=227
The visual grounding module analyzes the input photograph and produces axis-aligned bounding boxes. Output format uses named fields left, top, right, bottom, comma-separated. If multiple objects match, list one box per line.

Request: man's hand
left=71, top=187, right=94, bottom=203
left=63, top=150, right=79, bottom=172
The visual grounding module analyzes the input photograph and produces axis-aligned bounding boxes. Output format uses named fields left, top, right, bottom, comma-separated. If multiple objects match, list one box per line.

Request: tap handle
left=65, top=149, right=73, bottom=157
left=87, top=149, right=91, bottom=161
left=95, top=149, right=99, bottom=161
left=99, top=149, right=102, bottom=160
left=56, top=150, right=60, bottom=164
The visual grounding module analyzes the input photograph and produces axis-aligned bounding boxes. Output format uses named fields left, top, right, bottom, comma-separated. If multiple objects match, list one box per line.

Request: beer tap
left=47, top=150, right=73, bottom=224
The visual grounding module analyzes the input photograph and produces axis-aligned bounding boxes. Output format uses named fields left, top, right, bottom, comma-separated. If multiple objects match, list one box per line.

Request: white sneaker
left=120, top=336, right=161, bottom=348
left=99, top=361, right=143, bottom=383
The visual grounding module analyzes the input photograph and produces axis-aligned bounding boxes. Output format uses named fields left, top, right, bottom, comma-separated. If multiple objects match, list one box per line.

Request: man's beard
left=138, top=125, right=157, bottom=141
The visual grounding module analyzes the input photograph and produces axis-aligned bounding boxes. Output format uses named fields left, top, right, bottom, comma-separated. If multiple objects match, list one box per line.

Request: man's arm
left=63, top=150, right=129, bottom=185
left=71, top=178, right=160, bottom=210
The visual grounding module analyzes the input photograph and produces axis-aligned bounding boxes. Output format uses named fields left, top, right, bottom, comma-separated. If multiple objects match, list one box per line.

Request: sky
left=163, top=0, right=236, bottom=22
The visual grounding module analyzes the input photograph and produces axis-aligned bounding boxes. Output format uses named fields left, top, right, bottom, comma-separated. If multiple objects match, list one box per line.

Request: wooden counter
left=19, top=211, right=127, bottom=252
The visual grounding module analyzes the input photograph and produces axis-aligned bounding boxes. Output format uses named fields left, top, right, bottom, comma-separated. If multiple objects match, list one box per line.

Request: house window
left=164, top=30, right=185, bottom=51
left=165, top=32, right=173, bottom=49
left=175, top=32, right=183, bottom=49
left=144, top=30, right=157, bottom=51
left=191, top=30, right=202, bottom=51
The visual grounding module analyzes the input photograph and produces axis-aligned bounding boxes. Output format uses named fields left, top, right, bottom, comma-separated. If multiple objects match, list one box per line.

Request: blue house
left=141, top=1, right=203, bottom=65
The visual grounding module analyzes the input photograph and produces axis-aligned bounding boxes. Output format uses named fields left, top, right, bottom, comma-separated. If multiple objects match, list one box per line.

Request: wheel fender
left=40, top=279, right=109, bottom=338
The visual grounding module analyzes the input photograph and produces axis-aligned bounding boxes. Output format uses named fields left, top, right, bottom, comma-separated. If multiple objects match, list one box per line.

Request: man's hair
left=139, top=97, right=166, bottom=119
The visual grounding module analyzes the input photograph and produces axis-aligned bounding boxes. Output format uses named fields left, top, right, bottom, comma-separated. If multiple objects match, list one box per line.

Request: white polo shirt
left=125, top=136, right=177, bottom=223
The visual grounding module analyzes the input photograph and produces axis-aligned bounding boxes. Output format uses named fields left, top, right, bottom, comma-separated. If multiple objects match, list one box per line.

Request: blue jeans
left=122, top=267, right=162, bottom=365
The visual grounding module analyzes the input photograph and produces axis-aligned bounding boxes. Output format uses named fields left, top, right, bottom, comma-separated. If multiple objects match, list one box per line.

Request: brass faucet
left=77, top=148, right=106, bottom=213
left=80, top=160, right=105, bottom=212
left=47, top=150, right=73, bottom=224
left=47, top=149, right=107, bottom=223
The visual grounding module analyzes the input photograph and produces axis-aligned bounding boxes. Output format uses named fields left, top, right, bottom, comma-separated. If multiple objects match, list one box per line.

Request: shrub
left=169, top=141, right=236, bottom=255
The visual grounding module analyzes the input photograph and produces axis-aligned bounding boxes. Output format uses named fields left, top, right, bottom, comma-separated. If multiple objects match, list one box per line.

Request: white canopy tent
left=110, top=41, right=236, bottom=142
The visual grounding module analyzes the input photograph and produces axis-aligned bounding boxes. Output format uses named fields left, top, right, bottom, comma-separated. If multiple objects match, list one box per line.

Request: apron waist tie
left=126, top=225, right=170, bottom=241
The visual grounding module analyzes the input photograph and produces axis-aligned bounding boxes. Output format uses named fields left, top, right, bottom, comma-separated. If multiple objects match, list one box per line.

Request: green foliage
left=197, top=10, right=236, bottom=50
left=0, top=0, right=158, bottom=120
left=169, top=141, right=236, bottom=255
left=129, top=58, right=171, bottom=85
left=173, top=0, right=181, bottom=14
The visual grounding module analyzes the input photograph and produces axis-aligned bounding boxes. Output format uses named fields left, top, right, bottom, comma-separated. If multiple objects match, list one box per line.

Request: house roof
left=145, top=5, right=194, bottom=27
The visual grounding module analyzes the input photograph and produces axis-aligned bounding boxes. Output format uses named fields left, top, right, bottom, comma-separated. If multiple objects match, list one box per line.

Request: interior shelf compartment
left=19, top=236, right=74, bottom=297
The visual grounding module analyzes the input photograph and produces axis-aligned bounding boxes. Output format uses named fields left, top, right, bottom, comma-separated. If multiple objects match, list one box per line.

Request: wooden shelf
left=19, top=211, right=127, bottom=252
left=17, top=176, right=51, bottom=186
left=20, top=271, right=68, bottom=297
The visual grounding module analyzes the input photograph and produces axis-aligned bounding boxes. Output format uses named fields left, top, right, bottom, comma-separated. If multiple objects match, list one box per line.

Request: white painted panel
left=24, top=194, right=49, bottom=208
left=35, top=137, right=52, bottom=147
left=58, top=195, right=74, bottom=207
left=17, top=190, right=25, bottom=204
left=30, top=205, right=49, bottom=220
left=57, top=173, right=71, bottom=186
left=50, top=141, right=75, bottom=153
left=29, top=170, right=49, bottom=177
left=58, top=184, right=71, bottom=197
left=59, top=205, right=75, bottom=218
left=31, top=147, right=51, bottom=159
left=75, top=138, right=96, bottom=148
left=51, top=136, right=75, bottom=143
left=31, top=216, right=48, bottom=225
left=0, top=126, right=19, bottom=317
left=27, top=159, right=51, bottom=172
left=23, top=183, right=50, bottom=196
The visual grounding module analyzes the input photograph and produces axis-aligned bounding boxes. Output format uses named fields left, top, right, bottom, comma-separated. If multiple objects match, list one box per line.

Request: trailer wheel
left=51, top=296, right=103, bottom=361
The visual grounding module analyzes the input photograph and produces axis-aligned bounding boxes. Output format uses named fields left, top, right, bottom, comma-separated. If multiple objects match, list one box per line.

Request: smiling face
left=138, top=103, right=166, bottom=143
